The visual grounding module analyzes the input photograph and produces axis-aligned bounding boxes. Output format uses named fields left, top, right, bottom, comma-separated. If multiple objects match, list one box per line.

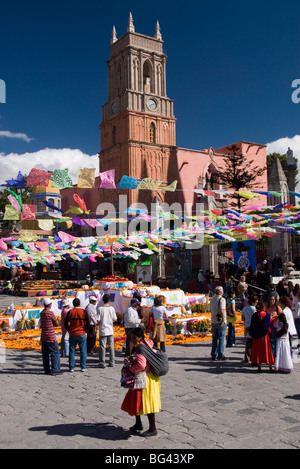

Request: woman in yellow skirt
left=121, top=327, right=161, bottom=437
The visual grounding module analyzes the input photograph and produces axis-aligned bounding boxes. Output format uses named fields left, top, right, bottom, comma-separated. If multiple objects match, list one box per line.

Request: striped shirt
left=40, top=308, right=58, bottom=342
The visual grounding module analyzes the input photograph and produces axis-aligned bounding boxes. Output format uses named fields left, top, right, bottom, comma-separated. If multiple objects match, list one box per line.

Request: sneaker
left=70, top=369, right=74, bottom=372
left=98, top=364, right=106, bottom=368
left=81, top=368, right=86, bottom=372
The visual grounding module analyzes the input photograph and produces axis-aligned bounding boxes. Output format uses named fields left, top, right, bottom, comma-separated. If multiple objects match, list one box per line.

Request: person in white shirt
left=150, top=296, right=168, bottom=352
left=86, top=296, right=98, bottom=354
left=124, top=298, right=142, bottom=356
left=210, top=286, right=227, bottom=360
left=97, top=293, right=117, bottom=368
left=279, top=296, right=297, bottom=337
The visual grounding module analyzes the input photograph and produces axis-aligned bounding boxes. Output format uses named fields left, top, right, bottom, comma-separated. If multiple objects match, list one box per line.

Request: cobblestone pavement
left=1, top=295, right=300, bottom=450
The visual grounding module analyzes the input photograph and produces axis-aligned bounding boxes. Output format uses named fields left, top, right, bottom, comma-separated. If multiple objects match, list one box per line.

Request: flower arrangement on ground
left=176, top=321, right=184, bottom=334
left=187, top=320, right=196, bottom=333
left=166, top=321, right=174, bottom=334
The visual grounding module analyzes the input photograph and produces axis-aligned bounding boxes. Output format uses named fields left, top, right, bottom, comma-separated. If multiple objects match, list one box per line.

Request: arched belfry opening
left=143, top=59, right=152, bottom=93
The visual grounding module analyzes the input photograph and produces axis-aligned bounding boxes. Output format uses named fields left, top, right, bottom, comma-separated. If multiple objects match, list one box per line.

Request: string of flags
left=1, top=166, right=300, bottom=268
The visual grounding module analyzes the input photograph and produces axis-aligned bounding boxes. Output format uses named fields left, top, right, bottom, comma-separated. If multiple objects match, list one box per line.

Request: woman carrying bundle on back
left=121, top=327, right=161, bottom=437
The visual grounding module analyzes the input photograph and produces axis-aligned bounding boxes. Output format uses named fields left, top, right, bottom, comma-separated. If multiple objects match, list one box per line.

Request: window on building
left=48, top=198, right=55, bottom=212
left=37, top=198, right=44, bottom=212
left=150, top=122, right=156, bottom=143
left=112, top=125, right=117, bottom=146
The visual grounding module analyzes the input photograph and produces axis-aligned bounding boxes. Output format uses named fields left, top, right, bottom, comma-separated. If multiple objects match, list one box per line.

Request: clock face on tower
left=147, top=98, right=157, bottom=111
left=111, top=101, right=117, bottom=114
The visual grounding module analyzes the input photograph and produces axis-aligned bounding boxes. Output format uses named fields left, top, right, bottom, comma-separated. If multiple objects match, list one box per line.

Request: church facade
left=99, top=15, right=268, bottom=215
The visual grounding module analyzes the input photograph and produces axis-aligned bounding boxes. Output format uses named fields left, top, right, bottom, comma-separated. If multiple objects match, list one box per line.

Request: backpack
left=136, top=341, right=169, bottom=377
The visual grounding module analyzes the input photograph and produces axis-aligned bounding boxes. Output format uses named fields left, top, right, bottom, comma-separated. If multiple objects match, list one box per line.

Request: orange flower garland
left=0, top=312, right=245, bottom=350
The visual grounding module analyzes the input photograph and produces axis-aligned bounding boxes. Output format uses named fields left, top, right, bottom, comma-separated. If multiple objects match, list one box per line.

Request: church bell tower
left=99, top=14, right=177, bottom=207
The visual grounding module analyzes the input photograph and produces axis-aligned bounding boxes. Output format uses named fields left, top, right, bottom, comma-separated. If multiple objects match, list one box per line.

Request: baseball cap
left=89, top=295, right=97, bottom=301
left=131, top=298, right=140, bottom=305
left=62, top=300, right=69, bottom=307
left=44, top=298, right=52, bottom=306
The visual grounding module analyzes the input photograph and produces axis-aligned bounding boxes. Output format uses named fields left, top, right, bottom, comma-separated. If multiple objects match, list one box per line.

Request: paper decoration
left=77, top=168, right=95, bottom=188
left=52, top=169, right=73, bottom=189
left=71, top=217, right=86, bottom=226
left=66, top=206, right=84, bottom=215
left=43, top=201, right=64, bottom=213
left=26, top=168, right=51, bottom=187
left=35, top=241, right=49, bottom=252
left=2, top=171, right=25, bottom=188
left=84, top=219, right=101, bottom=228
left=118, top=175, right=140, bottom=189
left=19, top=231, right=39, bottom=242
left=57, top=231, right=78, bottom=243
left=235, top=191, right=257, bottom=199
left=38, top=219, right=54, bottom=231
left=160, top=180, right=178, bottom=192
left=99, top=169, right=116, bottom=189
left=20, top=204, right=36, bottom=220
left=3, top=205, right=20, bottom=220
left=138, top=178, right=162, bottom=190
left=0, top=239, right=8, bottom=250
left=8, top=194, right=22, bottom=213
left=7, top=189, right=24, bottom=213
left=73, top=194, right=88, bottom=213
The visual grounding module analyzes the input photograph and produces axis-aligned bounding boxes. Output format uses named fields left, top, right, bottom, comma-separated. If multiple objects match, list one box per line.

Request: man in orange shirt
left=65, top=298, right=90, bottom=372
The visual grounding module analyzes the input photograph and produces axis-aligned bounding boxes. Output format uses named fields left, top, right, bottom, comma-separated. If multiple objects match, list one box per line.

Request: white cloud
left=0, top=130, right=34, bottom=143
left=0, top=148, right=98, bottom=185
left=266, top=134, right=300, bottom=192
left=266, top=134, right=300, bottom=158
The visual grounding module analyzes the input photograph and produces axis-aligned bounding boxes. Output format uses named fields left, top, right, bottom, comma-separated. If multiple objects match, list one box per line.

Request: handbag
left=120, top=367, right=135, bottom=388
left=136, top=341, right=169, bottom=377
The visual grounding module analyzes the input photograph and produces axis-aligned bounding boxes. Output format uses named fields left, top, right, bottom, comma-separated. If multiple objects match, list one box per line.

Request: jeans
left=87, top=325, right=96, bottom=353
left=99, top=335, right=115, bottom=367
left=154, top=341, right=166, bottom=352
left=211, top=323, right=227, bottom=359
left=42, top=340, right=61, bottom=374
left=69, top=334, right=87, bottom=370
left=227, top=323, right=236, bottom=346
left=60, top=332, right=69, bottom=357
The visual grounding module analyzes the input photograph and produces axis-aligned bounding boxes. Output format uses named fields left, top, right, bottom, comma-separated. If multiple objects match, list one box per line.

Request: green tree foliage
left=218, top=144, right=266, bottom=212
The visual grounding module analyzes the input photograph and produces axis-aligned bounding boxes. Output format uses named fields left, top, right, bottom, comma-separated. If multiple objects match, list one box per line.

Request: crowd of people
left=9, top=255, right=300, bottom=437
left=209, top=271, right=300, bottom=374
left=38, top=292, right=165, bottom=437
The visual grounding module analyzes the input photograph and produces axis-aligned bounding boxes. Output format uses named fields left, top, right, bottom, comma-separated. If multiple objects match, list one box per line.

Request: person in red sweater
left=39, top=298, right=61, bottom=375
left=65, top=298, right=90, bottom=372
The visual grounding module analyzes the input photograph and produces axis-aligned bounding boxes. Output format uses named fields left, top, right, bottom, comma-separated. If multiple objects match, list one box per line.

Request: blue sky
left=0, top=0, right=299, bottom=183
